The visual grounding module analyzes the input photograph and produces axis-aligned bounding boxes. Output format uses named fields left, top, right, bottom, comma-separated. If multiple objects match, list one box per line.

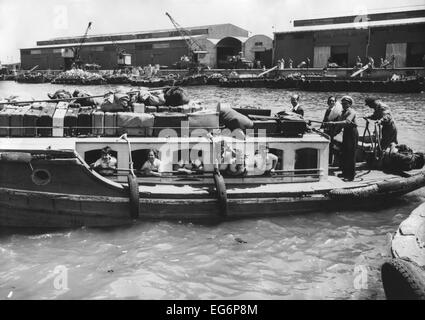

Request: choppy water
left=0, top=81, right=424, bottom=299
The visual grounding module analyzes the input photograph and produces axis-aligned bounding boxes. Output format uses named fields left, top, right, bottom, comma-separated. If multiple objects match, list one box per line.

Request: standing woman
left=321, top=96, right=340, bottom=164
left=324, top=96, right=358, bottom=181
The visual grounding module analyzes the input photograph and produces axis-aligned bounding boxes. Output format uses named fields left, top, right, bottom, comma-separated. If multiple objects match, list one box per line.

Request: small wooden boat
left=381, top=203, right=425, bottom=300
left=1, top=132, right=424, bottom=228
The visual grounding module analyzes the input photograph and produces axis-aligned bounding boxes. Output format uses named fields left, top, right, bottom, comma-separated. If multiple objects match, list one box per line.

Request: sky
left=1, top=0, right=424, bottom=63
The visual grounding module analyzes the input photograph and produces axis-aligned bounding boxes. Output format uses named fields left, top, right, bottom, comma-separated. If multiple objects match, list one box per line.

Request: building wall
left=274, top=23, right=425, bottom=67
left=244, top=35, right=273, bottom=67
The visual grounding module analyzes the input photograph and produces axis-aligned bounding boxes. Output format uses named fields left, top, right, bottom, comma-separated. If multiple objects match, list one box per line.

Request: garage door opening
left=216, top=37, right=243, bottom=68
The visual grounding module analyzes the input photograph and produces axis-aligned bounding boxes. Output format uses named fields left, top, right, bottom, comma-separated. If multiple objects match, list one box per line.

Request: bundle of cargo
left=218, top=103, right=254, bottom=131
left=188, top=109, right=220, bottom=134
left=52, top=69, right=106, bottom=85
left=276, top=111, right=308, bottom=137
left=105, top=74, right=131, bottom=84
left=206, top=73, right=224, bottom=85
left=153, top=112, right=188, bottom=137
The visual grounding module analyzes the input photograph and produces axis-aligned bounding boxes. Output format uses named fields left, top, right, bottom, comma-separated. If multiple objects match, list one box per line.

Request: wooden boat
left=1, top=130, right=425, bottom=228
left=381, top=202, right=425, bottom=300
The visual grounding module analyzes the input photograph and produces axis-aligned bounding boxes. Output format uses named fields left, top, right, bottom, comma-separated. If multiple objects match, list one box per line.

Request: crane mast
left=165, top=12, right=207, bottom=65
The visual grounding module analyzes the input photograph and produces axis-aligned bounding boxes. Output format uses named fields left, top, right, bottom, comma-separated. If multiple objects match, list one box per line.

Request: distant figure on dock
left=323, top=96, right=358, bottom=181
left=368, top=56, right=375, bottom=69
left=355, top=56, right=363, bottom=69
left=364, top=98, right=398, bottom=150
left=390, top=55, right=396, bottom=68
left=278, top=59, right=285, bottom=70
left=288, top=58, right=293, bottom=68
left=380, top=57, right=390, bottom=69
left=90, top=146, right=117, bottom=176
left=306, top=57, right=311, bottom=68
left=290, top=94, right=304, bottom=117
left=141, top=149, right=162, bottom=177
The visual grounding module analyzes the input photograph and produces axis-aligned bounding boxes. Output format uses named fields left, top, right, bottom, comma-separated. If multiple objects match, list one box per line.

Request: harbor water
left=0, top=81, right=424, bottom=299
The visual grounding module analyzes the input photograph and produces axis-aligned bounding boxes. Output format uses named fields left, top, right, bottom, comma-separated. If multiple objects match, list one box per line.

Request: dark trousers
left=341, top=127, right=359, bottom=180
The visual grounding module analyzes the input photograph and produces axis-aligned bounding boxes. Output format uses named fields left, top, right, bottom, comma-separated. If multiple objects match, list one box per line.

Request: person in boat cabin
left=227, top=149, right=246, bottom=176
left=141, top=149, right=162, bottom=177
left=90, top=146, right=117, bottom=176
left=219, top=141, right=236, bottom=172
left=251, top=146, right=278, bottom=176
left=364, top=98, right=398, bottom=150
left=290, top=94, right=304, bottom=117
left=323, top=96, right=358, bottom=181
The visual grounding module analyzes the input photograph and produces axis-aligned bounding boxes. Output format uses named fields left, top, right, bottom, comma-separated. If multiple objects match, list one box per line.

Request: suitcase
left=145, top=106, right=157, bottom=113
left=10, top=105, right=31, bottom=137
left=153, top=112, right=188, bottom=137
left=38, top=103, right=57, bottom=137
left=252, top=120, right=279, bottom=136
left=117, top=112, right=154, bottom=136
left=278, top=115, right=307, bottom=137
left=52, top=105, right=68, bottom=137
left=133, top=103, right=145, bottom=113
left=104, top=112, right=117, bottom=136
left=158, top=106, right=170, bottom=113
left=77, top=107, right=93, bottom=135
left=92, top=110, right=104, bottom=136
left=64, top=107, right=79, bottom=136
left=0, top=106, right=18, bottom=136
left=23, top=104, right=43, bottom=137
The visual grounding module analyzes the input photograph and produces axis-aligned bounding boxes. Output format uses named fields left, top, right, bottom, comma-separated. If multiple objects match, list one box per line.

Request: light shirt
left=141, top=158, right=161, bottom=172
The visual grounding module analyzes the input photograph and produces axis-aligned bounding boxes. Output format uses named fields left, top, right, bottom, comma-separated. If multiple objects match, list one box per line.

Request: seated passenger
left=192, top=150, right=204, bottom=173
left=90, top=146, right=117, bottom=176
left=253, top=147, right=278, bottom=175
left=219, top=141, right=236, bottom=172
left=227, top=151, right=246, bottom=176
left=174, top=158, right=193, bottom=175
left=141, top=149, right=162, bottom=177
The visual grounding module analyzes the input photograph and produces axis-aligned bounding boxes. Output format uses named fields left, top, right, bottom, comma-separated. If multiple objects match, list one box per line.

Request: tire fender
left=213, top=172, right=228, bottom=217
left=127, top=174, right=140, bottom=219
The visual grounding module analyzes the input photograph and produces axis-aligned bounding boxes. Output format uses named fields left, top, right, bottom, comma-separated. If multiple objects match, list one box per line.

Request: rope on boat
left=328, top=184, right=379, bottom=199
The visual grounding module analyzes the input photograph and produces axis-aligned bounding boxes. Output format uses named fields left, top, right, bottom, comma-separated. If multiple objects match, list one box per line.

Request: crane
left=165, top=12, right=207, bottom=70
left=61, top=22, right=92, bottom=70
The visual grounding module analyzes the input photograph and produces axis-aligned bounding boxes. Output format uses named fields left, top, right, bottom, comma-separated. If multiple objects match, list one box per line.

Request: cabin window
left=295, top=148, right=318, bottom=175
left=132, top=148, right=162, bottom=173
left=84, top=149, right=118, bottom=168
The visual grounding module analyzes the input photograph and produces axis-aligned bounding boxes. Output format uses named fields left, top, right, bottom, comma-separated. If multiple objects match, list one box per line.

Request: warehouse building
left=274, top=9, right=425, bottom=68
left=20, top=24, right=273, bottom=70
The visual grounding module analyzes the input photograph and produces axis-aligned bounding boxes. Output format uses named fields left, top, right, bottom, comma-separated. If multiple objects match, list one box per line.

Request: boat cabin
left=75, top=132, right=330, bottom=184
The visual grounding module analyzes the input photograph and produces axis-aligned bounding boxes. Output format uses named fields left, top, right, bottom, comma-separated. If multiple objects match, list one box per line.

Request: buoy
left=213, top=172, right=228, bottom=217
left=127, top=174, right=140, bottom=219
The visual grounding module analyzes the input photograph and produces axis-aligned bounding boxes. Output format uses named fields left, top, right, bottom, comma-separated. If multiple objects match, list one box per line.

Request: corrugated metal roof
left=275, top=17, right=425, bottom=34
left=22, top=35, right=204, bottom=50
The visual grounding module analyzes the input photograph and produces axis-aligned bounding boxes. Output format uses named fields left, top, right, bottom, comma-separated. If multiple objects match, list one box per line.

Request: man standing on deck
left=364, top=98, right=398, bottom=150
left=323, top=96, right=358, bottom=181
left=290, top=94, right=304, bottom=117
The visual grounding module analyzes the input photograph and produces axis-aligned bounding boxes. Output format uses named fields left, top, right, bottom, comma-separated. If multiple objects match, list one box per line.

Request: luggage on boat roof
left=277, top=111, right=308, bottom=137
left=10, top=105, right=31, bottom=137
left=153, top=112, right=188, bottom=137
left=64, top=107, right=79, bottom=137
left=117, top=112, right=154, bottom=137
left=77, top=107, right=93, bottom=136
left=23, top=104, right=43, bottom=137
left=232, top=106, right=271, bottom=117
left=38, top=102, right=57, bottom=137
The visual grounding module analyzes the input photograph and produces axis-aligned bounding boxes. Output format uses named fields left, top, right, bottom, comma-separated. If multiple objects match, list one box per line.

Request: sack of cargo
left=38, top=102, right=57, bottom=137
left=68, top=103, right=81, bottom=109
left=164, top=87, right=190, bottom=106
left=10, top=105, right=31, bottom=137
left=23, top=104, right=43, bottom=137
left=48, top=89, right=72, bottom=100
left=218, top=102, right=254, bottom=131
left=190, top=101, right=203, bottom=113
left=153, top=112, right=188, bottom=137
left=0, top=106, right=19, bottom=136
left=117, top=112, right=154, bottom=136
left=188, top=110, right=219, bottom=133
left=92, top=110, right=104, bottom=136
left=180, top=104, right=191, bottom=114
left=64, top=107, right=79, bottom=136
left=77, top=107, right=93, bottom=135
left=104, top=112, right=117, bottom=136
left=277, top=112, right=308, bottom=137
left=133, top=103, right=145, bottom=113
left=146, top=91, right=166, bottom=106
left=72, top=89, right=95, bottom=107
left=53, top=105, right=68, bottom=137
left=232, top=107, right=271, bottom=117
left=100, top=92, right=130, bottom=112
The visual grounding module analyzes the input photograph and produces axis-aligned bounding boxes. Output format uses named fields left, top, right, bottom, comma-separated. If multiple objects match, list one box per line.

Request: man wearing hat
left=323, top=96, right=358, bottom=181
left=290, top=94, right=304, bottom=117
left=364, top=98, right=398, bottom=150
